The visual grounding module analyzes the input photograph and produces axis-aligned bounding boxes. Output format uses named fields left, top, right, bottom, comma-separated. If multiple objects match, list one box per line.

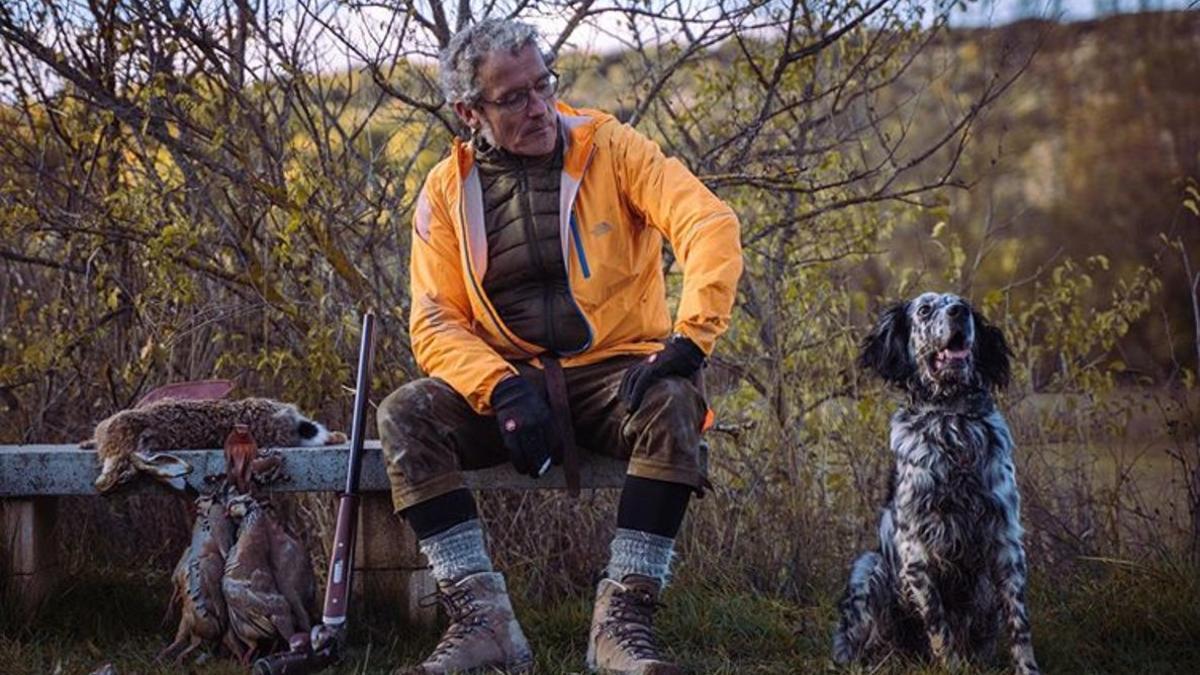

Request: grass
left=1030, top=558, right=1200, bottom=674
left=3, top=560, right=1199, bottom=674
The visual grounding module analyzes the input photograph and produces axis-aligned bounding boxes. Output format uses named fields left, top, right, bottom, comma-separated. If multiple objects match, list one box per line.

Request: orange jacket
left=410, top=102, right=743, bottom=414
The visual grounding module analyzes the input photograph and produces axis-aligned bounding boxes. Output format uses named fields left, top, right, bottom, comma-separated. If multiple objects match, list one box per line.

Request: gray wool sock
left=606, top=527, right=676, bottom=587
left=418, top=519, right=494, bottom=582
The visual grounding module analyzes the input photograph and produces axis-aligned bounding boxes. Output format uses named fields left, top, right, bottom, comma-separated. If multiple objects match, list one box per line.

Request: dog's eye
left=917, top=305, right=933, bottom=318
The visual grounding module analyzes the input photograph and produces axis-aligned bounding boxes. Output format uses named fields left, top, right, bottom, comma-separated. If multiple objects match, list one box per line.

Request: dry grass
left=4, top=388, right=1198, bottom=673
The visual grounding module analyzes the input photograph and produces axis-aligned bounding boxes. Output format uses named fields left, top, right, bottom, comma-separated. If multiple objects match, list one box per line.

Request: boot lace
left=422, top=585, right=487, bottom=658
left=604, top=585, right=666, bottom=660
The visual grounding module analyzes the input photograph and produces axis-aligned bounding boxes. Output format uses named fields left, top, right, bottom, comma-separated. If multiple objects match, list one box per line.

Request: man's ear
left=859, top=302, right=914, bottom=386
left=972, top=308, right=1012, bottom=390
left=453, top=100, right=480, bottom=132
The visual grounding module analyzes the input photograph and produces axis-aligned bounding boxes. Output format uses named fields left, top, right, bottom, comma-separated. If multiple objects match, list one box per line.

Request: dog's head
left=859, top=292, right=1010, bottom=399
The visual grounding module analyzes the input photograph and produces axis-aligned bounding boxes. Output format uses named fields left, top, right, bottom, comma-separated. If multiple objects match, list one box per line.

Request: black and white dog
left=833, top=292, right=1039, bottom=675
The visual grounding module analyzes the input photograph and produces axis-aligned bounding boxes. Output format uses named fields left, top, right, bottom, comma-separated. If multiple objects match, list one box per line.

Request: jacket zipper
left=517, top=166, right=558, bottom=353
left=570, top=210, right=591, bottom=279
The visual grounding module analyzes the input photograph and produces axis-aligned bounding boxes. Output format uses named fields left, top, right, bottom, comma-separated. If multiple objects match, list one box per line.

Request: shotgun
left=253, top=310, right=376, bottom=675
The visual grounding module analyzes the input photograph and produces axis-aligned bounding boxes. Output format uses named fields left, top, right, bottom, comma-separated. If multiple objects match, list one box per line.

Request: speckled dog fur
left=88, top=397, right=340, bottom=492
left=833, top=293, right=1039, bottom=675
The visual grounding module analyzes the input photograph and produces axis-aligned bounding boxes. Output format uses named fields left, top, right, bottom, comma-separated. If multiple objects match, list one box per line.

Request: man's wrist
left=667, top=333, right=706, bottom=366
left=491, top=374, right=529, bottom=410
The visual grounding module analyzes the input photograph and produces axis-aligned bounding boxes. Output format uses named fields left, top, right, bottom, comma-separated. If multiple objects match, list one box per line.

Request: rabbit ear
left=130, top=451, right=192, bottom=491
left=859, top=302, right=915, bottom=387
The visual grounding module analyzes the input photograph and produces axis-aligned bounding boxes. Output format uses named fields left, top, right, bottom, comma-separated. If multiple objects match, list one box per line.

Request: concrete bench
left=0, top=442, right=627, bottom=625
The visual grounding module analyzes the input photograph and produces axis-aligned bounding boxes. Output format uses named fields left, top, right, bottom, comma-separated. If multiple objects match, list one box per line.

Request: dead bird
left=223, top=492, right=297, bottom=664
left=159, top=488, right=237, bottom=664
left=264, top=503, right=318, bottom=633
left=224, top=426, right=316, bottom=631
left=85, top=397, right=346, bottom=493
left=224, top=424, right=259, bottom=495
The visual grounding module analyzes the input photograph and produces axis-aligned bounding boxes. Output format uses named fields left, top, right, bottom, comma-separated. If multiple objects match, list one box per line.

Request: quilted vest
left=475, top=134, right=590, bottom=355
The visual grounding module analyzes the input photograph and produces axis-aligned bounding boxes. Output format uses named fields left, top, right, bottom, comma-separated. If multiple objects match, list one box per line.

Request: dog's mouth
left=931, top=331, right=972, bottom=372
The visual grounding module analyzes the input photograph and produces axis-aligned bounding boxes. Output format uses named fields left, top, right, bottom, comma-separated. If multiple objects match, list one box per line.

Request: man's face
left=454, top=44, right=558, bottom=157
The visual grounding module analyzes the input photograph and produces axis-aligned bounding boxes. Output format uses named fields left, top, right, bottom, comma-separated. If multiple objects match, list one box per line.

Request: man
left=378, top=17, right=742, bottom=675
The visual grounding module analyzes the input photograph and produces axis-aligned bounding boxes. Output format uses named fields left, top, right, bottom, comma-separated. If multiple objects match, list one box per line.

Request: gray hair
left=439, top=18, right=553, bottom=106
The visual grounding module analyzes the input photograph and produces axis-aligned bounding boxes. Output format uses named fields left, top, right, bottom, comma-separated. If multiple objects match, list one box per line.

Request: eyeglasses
left=476, top=71, right=558, bottom=113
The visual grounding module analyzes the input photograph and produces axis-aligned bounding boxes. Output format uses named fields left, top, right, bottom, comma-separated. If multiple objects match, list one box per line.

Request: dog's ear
left=859, top=302, right=913, bottom=386
left=972, top=308, right=1011, bottom=390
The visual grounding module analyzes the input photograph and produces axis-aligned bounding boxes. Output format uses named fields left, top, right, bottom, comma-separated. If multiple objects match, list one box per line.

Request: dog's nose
left=947, top=303, right=965, bottom=318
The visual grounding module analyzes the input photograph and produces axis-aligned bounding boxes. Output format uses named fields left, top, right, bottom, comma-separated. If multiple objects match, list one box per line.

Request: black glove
left=491, top=375, right=556, bottom=477
left=618, top=335, right=706, bottom=411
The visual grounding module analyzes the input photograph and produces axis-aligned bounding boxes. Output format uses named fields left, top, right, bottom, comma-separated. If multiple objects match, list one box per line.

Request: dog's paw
left=1013, top=645, right=1040, bottom=675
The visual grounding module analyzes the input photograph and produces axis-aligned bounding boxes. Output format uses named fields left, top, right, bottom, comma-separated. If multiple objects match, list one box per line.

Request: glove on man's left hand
left=618, top=335, right=706, bottom=411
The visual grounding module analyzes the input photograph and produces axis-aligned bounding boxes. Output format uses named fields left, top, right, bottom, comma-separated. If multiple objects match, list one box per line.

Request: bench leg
left=1, top=497, right=60, bottom=618
left=353, top=493, right=437, bottom=627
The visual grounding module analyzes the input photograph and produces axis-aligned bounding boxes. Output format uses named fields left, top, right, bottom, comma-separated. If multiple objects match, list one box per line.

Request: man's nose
left=527, top=93, right=551, bottom=117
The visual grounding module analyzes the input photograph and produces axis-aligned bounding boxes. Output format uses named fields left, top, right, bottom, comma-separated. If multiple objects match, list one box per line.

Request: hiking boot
left=587, top=574, right=682, bottom=675
left=396, top=571, right=533, bottom=675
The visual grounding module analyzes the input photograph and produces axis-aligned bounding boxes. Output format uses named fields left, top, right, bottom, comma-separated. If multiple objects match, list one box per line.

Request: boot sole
left=472, top=660, right=533, bottom=675
left=398, top=659, right=533, bottom=675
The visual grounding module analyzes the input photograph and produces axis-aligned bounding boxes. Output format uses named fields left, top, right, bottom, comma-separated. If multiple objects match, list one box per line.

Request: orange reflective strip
left=701, top=407, right=715, bottom=433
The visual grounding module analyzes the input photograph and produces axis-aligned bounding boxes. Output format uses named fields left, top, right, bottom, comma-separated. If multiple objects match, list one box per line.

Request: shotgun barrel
left=322, top=310, right=375, bottom=626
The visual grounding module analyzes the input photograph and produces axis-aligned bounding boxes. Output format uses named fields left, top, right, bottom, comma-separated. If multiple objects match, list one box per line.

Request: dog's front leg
left=897, top=536, right=955, bottom=664
left=994, top=534, right=1039, bottom=674
left=987, top=436, right=1040, bottom=675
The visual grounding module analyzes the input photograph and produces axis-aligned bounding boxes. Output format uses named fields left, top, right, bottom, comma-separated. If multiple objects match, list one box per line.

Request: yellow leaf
left=105, top=288, right=121, bottom=310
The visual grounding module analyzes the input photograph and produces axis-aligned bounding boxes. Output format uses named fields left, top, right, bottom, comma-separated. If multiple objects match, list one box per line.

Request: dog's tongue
left=940, top=347, right=970, bottom=361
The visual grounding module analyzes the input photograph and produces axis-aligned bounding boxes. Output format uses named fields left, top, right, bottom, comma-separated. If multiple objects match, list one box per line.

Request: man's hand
left=491, top=376, right=556, bottom=477
left=618, top=335, right=706, bottom=411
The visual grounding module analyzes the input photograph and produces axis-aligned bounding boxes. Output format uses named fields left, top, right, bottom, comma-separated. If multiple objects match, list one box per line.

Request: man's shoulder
left=566, top=106, right=654, bottom=153
left=421, top=152, right=460, bottom=195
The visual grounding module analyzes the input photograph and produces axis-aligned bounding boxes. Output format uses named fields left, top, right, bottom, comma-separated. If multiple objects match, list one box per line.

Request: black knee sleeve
left=400, top=488, right=479, bottom=540
left=616, top=475, right=692, bottom=538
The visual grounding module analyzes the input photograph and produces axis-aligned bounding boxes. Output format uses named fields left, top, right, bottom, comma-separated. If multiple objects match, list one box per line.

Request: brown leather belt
left=540, top=355, right=580, bottom=497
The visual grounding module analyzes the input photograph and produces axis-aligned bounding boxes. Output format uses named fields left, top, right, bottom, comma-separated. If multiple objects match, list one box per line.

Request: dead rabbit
left=84, top=397, right=346, bottom=493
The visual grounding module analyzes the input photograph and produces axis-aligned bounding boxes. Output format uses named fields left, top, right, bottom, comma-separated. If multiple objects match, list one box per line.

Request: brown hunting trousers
left=378, top=356, right=707, bottom=511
